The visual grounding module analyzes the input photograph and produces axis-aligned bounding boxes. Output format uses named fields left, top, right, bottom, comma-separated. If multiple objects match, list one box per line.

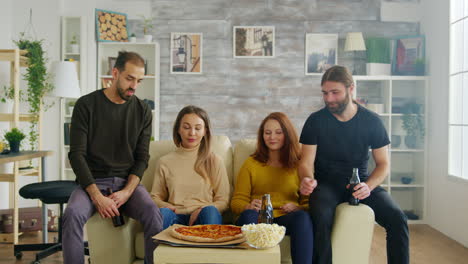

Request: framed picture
left=107, top=57, right=117, bottom=75
left=95, top=9, right=128, bottom=42
left=170, top=33, right=203, bottom=74
left=233, top=26, right=275, bottom=58
left=101, top=77, right=113, bottom=89
left=392, top=35, right=425, bottom=76
left=305, top=34, right=338, bottom=75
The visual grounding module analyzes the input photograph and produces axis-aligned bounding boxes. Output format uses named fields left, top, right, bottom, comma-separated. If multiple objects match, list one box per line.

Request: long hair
left=173, top=105, right=214, bottom=184
left=321, top=65, right=354, bottom=88
left=252, top=112, right=301, bottom=169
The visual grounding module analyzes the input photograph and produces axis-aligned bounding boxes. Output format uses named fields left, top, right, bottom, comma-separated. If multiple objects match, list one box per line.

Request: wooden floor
left=1, top=225, right=467, bottom=263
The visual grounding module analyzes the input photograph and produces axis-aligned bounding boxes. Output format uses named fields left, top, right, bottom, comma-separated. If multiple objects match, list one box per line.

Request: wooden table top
left=0, top=151, right=53, bottom=164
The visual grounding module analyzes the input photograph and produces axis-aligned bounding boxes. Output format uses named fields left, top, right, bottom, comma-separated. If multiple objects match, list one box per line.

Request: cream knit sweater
left=150, top=146, right=230, bottom=215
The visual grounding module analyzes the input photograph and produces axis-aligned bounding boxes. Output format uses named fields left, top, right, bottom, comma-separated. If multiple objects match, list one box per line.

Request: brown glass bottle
left=107, top=188, right=125, bottom=227
left=258, top=194, right=273, bottom=224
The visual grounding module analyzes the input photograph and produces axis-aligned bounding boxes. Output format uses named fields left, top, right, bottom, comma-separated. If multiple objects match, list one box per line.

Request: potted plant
left=139, top=15, right=154, bottom=43
left=365, top=37, right=391, bottom=75
left=14, top=33, right=54, bottom=150
left=129, top=33, right=137, bottom=43
left=0, top=85, right=24, bottom=113
left=70, top=33, right=79, bottom=53
left=4, top=128, right=26, bottom=153
left=401, top=102, right=425, bottom=149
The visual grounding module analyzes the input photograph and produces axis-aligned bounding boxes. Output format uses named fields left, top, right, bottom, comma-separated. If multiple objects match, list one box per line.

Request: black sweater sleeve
left=68, top=97, right=95, bottom=188
left=129, top=105, right=152, bottom=179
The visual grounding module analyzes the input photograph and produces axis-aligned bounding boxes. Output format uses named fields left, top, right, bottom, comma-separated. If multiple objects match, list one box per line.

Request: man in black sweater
left=63, top=51, right=162, bottom=264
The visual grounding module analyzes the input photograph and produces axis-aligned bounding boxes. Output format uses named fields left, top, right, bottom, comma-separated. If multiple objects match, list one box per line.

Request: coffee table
left=154, top=244, right=280, bottom=264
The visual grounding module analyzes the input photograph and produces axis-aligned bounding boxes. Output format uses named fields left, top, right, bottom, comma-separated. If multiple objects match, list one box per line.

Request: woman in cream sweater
left=151, top=105, right=230, bottom=229
left=231, top=112, right=313, bottom=264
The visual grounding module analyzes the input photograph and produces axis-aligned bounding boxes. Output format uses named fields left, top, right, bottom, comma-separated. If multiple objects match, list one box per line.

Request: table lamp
left=344, top=32, right=366, bottom=75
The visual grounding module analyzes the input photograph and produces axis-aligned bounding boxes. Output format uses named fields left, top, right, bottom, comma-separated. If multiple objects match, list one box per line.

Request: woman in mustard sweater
left=151, top=105, right=230, bottom=229
left=231, top=112, right=313, bottom=264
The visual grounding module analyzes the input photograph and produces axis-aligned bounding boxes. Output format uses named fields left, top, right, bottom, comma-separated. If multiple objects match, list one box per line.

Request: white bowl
left=241, top=223, right=286, bottom=249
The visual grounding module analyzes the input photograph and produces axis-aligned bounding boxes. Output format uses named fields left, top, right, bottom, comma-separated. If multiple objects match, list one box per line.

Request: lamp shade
left=344, top=32, right=366, bottom=51
left=49, top=61, right=81, bottom=98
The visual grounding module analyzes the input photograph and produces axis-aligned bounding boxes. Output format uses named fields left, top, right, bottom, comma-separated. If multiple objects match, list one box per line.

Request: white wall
left=422, top=0, right=468, bottom=247
left=8, top=0, right=62, bottom=208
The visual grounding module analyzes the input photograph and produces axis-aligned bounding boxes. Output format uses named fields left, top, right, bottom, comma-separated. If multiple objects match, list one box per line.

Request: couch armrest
left=86, top=214, right=140, bottom=264
left=331, top=203, right=375, bottom=264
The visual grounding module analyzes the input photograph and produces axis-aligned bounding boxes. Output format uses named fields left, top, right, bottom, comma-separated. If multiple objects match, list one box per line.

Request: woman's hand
left=280, top=203, right=300, bottom=213
left=162, top=205, right=177, bottom=213
left=189, top=207, right=203, bottom=226
left=244, top=199, right=262, bottom=211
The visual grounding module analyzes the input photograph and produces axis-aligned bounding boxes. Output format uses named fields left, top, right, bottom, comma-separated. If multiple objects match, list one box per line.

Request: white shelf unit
left=97, top=42, right=161, bottom=141
left=59, top=16, right=86, bottom=181
left=354, top=75, right=428, bottom=223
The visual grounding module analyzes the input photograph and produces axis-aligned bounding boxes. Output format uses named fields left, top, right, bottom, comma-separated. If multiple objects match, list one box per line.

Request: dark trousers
left=62, top=177, right=163, bottom=264
left=309, top=182, right=409, bottom=264
left=236, top=209, right=314, bottom=264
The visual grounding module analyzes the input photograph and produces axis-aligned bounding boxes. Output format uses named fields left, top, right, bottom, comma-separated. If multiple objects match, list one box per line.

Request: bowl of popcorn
left=241, top=223, right=286, bottom=249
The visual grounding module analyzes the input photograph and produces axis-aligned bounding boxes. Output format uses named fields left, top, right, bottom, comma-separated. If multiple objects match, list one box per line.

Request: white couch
left=86, top=136, right=375, bottom=264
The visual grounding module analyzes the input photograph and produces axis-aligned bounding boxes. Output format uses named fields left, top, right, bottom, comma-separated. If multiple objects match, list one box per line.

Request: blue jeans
left=160, top=205, right=222, bottom=229
left=236, top=209, right=314, bottom=264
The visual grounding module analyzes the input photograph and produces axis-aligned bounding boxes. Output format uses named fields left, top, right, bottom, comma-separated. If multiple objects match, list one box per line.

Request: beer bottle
left=258, top=194, right=273, bottom=224
left=107, top=188, right=125, bottom=227
left=348, top=168, right=361, bottom=206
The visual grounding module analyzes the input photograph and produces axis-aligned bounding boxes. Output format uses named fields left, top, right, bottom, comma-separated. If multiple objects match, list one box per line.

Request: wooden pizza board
left=153, top=224, right=248, bottom=248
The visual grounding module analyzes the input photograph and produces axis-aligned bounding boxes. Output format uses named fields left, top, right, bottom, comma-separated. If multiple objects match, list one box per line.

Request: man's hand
left=244, top=199, right=262, bottom=211
left=163, top=205, right=177, bottom=213
left=93, top=195, right=120, bottom=218
left=347, top=182, right=371, bottom=200
left=280, top=203, right=300, bottom=213
left=108, top=189, right=132, bottom=209
left=189, top=207, right=203, bottom=226
left=300, top=177, right=317, bottom=195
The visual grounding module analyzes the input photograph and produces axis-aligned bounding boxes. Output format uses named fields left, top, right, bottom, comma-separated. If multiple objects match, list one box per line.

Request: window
left=449, top=0, right=468, bottom=179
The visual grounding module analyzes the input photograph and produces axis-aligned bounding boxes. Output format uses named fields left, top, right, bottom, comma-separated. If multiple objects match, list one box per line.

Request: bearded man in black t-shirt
left=299, top=66, right=409, bottom=264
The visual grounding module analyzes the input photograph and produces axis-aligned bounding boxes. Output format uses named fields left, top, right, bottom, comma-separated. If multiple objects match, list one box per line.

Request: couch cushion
left=140, top=135, right=233, bottom=191
left=233, top=139, right=256, bottom=185
left=135, top=231, right=145, bottom=259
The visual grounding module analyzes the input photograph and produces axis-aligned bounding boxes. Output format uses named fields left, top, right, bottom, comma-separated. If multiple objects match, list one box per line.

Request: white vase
left=70, top=44, right=79, bottom=54
left=144, top=35, right=153, bottom=43
left=366, top=63, right=391, bottom=75
left=129, top=37, right=137, bottom=43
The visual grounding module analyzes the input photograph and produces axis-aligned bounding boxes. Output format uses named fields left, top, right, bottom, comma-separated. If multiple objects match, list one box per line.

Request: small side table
left=154, top=244, right=280, bottom=264
left=0, top=150, right=53, bottom=244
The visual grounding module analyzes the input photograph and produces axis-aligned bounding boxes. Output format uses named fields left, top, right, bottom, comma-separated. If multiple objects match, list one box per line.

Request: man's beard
left=326, top=92, right=350, bottom=115
left=116, top=79, right=135, bottom=101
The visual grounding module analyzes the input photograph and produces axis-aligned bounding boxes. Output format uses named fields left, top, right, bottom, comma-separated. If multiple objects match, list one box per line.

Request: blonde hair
left=173, top=105, right=215, bottom=185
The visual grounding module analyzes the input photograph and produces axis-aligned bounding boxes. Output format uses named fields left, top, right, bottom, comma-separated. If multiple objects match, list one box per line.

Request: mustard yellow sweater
left=231, top=156, right=308, bottom=218
left=150, top=146, right=230, bottom=215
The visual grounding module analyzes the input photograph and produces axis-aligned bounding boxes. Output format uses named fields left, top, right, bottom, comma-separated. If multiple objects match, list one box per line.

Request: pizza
left=170, top=224, right=244, bottom=243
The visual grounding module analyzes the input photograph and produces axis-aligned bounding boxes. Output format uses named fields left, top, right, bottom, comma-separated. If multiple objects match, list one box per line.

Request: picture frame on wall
left=305, top=34, right=338, bottom=75
left=95, top=9, right=129, bottom=42
left=101, top=77, right=113, bottom=89
left=233, top=26, right=275, bottom=58
left=107, top=57, right=117, bottom=75
left=392, top=35, right=425, bottom=76
left=170, top=33, right=203, bottom=74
